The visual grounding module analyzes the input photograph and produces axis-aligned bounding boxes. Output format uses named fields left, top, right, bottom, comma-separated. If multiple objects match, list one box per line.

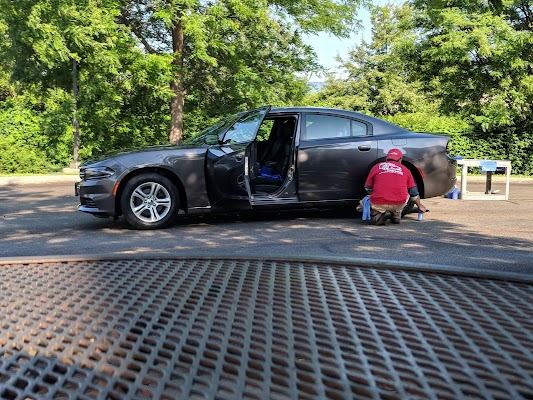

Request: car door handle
left=358, top=145, right=371, bottom=151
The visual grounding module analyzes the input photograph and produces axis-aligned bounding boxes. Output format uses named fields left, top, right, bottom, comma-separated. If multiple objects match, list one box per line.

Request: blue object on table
left=362, top=196, right=371, bottom=220
left=480, top=160, right=498, bottom=172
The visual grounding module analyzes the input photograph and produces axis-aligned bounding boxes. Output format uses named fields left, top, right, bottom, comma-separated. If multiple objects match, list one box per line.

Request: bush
left=0, top=92, right=72, bottom=173
left=0, top=136, right=50, bottom=173
left=385, top=112, right=533, bottom=175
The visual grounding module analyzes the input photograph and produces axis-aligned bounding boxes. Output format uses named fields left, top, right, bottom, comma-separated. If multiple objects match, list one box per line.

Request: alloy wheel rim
left=130, top=182, right=172, bottom=223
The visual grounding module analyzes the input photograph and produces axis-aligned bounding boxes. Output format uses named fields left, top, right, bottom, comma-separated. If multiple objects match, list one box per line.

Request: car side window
left=304, top=114, right=368, bottom=140
left=351, top=120, right=367, bottom=136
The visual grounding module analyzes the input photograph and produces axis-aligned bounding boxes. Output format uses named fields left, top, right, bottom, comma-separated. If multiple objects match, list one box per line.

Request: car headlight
left=80, top=166, right=115, bottom=181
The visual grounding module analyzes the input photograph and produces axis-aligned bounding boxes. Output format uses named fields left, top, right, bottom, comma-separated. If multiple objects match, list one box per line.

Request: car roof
left=269, top=106, right=410, bottom=135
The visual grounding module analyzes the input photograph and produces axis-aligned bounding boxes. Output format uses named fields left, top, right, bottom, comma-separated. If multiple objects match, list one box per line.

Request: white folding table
left=456, top=159, right=511, bottom=200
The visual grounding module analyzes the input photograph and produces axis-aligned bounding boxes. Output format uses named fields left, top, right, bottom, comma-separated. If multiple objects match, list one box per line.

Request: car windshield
left=185, top=111, right=245, bottom=145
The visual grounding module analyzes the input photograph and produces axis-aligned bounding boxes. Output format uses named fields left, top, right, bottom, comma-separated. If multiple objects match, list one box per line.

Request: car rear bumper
left=422, top=154, right=457, bottom=198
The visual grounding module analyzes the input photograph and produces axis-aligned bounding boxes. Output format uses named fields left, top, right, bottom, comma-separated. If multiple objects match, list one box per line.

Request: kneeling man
left=364, top=148, right=426, bottom=225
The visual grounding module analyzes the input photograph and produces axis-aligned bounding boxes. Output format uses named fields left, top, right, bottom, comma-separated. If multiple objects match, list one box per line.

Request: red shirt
left=365, top=161, right=416, bottom=205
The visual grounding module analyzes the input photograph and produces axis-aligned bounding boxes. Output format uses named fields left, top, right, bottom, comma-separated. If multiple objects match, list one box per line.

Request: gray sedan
left=76, top=106, right=457, bottom=229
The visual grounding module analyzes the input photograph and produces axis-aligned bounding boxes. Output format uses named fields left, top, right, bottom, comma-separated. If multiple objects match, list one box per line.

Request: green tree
left=412, top=0, right=533, bottom=130
left=1, top=0, right=364, bottom=172
left=118, top=0, right=363, bottom=143
left=307, top=4, right=435, bottom=115
left=410, top=0, right=533, bottom=172
left=0, top=0, right=175, bottom=165
left=308, top=1, right=533, bottom=174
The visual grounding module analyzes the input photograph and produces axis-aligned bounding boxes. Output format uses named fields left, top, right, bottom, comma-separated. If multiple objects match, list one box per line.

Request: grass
left=0, top=170, right=79, bottom=177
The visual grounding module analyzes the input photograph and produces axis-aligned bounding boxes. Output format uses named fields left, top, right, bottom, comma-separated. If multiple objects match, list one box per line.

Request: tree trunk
left=72, top=59, right=80, bottom=167
left=169, top=80, right=185, bottom=144
left=169, top=11, right=185, bottom=144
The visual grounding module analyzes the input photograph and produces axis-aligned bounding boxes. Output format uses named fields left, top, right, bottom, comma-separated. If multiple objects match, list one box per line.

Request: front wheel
left=121, top=174, right=180, bottom=229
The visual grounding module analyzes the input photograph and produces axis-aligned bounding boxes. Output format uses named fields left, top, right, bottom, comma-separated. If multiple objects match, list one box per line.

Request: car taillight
left=417, top=167, right=425, bottom=180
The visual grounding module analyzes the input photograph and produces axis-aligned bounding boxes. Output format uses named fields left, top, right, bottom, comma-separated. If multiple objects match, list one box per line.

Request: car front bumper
left=76, top=178, right=118, bottom=217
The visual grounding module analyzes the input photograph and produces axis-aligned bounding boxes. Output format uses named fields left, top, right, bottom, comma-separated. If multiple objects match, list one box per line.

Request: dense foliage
left=0, top=0, right=531, bottom=174
left=0, top=0, right=361, bottom=172
left=307, top=1, right=533, bottom=174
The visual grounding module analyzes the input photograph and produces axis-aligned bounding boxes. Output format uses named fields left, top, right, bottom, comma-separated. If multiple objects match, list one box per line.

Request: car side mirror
left=205, top=134, right=219, bottom=145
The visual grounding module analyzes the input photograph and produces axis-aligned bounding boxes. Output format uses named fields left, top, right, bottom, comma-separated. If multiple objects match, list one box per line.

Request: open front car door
left=205, top=106, right=271, bottom=208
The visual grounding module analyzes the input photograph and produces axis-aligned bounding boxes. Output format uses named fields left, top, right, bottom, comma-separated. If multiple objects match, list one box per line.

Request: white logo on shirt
left=378, top=162, right=403, bottom=175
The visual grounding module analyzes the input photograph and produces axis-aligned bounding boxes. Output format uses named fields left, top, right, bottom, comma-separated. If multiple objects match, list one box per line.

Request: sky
left=301, top=6, right=376, bottom=82
left=302, top=32, right=365, bottom=82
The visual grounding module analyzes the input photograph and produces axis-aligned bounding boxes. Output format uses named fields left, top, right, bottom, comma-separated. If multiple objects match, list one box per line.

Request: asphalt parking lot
left=413, top=176, right=532, bottom=268
left=0, top=174, right=532, bottom=275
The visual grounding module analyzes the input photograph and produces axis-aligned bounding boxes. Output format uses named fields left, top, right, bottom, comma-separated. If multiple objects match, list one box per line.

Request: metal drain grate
left=0, top=257, right=532, bottom=400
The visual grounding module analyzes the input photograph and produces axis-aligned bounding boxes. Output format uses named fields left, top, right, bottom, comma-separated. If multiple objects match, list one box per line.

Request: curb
left=1, top=253, right=531, bottom=283
left=0, top=174, right=79, bottom=186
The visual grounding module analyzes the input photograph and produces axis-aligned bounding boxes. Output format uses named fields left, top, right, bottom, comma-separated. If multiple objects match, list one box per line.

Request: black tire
left=121, top=174, right=180, bottom=229
left=401, top=197, right=418, bottom=216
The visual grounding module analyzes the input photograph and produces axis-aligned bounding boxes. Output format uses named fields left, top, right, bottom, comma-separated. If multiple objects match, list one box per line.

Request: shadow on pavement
left=0, top=180, right=532, bottom=274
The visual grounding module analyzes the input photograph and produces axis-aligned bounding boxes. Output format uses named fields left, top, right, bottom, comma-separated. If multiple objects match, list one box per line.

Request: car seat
left=255, top=119, right=295, bottom=192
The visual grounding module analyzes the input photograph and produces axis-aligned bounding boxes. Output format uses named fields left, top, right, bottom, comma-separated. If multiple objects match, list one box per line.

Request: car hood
left=81, top=143, right=204, bottom=166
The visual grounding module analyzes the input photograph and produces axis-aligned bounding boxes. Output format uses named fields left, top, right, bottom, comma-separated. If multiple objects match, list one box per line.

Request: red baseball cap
left=386, top=148, right=403, bottom=161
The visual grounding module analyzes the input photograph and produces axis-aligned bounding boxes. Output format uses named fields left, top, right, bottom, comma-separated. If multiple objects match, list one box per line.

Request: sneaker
left=390, top=217, right=401, bottom=224
left=374, top=211, right=392, bottom=226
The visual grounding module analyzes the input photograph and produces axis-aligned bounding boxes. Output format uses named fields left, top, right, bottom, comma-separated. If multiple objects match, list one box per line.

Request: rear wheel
left=121, top=174, right=180, bottom=229
left=401, top=198, right=418, bottom=216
